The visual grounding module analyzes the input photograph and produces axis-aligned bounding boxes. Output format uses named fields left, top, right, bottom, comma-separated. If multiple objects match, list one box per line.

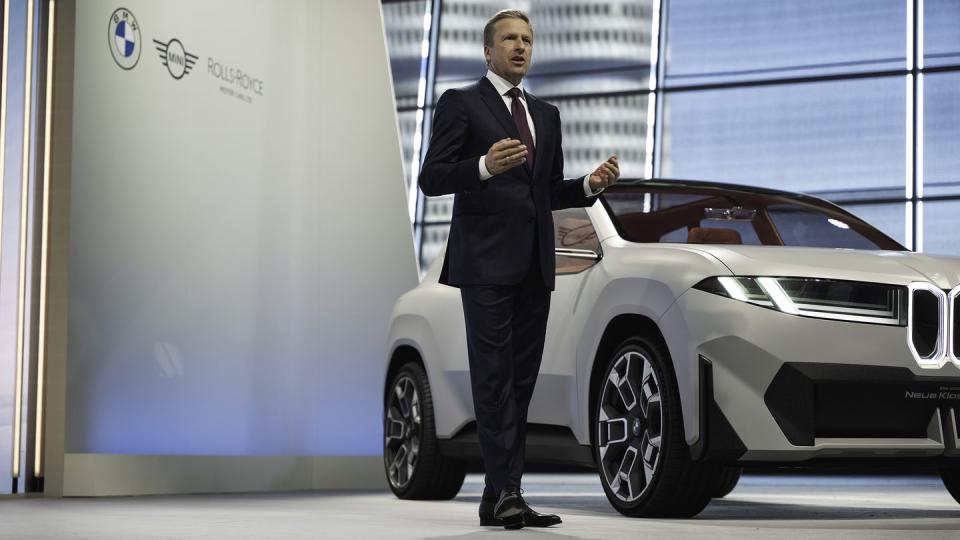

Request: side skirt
left=438, top=423, right=596, bottom=469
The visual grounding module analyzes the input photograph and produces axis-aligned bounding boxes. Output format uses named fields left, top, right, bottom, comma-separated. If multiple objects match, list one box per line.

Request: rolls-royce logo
left=108, top=8, right=141, bottom=70
left=153, top=38, right=198, bottom=80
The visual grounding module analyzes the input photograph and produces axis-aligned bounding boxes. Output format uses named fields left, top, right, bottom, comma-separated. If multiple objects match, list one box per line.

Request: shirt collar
left=485, top=69, right=526, bottom=99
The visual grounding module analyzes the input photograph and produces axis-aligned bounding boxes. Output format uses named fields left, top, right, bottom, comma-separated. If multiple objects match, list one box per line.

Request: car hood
left=684, top=245, right=960, bottom=289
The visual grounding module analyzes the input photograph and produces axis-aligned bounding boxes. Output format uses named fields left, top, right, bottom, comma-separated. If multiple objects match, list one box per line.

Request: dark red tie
left=507, top=87, right=534, bottom=172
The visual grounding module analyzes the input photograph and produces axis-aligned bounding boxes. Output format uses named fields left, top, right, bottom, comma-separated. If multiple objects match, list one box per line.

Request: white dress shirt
left=477, top=70, right=601, bottom=197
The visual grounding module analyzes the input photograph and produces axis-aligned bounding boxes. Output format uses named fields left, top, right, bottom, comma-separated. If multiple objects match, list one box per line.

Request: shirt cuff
left=584, top=175, right=604, bottom=197
left=478, top=157, right=493, bottom=181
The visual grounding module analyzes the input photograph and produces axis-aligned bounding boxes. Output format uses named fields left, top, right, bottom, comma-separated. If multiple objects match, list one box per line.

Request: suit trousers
left=460, top=248, right=551, bottom=500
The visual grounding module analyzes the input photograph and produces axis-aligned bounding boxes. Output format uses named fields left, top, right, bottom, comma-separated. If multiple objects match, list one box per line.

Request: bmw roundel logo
left=108, top=8, right=141, bottom=70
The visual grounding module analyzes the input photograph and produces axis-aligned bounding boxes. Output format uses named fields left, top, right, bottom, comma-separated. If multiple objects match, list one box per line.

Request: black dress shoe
left=520, top=505, right=562, bottom=528
left=478, top=498, right=502, bottom=526
left=480, top=491, right=562, bottom=528
left=493, top=486, right=525, bottom=530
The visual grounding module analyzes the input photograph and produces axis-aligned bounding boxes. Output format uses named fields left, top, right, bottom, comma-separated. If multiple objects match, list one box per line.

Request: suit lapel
left=478, top=77, right=521, bottom=142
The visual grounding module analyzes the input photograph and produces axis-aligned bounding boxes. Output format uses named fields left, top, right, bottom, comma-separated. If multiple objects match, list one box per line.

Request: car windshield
left=601, top=183, right=906, bottom=251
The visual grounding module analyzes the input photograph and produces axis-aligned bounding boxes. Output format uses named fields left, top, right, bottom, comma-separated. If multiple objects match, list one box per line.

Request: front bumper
left=697, top=357, right=960, bottom=464
left=661, top=289, right=960, bottom=463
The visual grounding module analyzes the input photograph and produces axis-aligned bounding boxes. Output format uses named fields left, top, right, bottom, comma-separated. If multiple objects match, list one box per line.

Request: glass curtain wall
left=383, top=0, right=960, bottom=268
left=385, top=0, right=658, bottom=271
left=920, top=1, right=960, bottom=253
left=660, top=0, right=960, bottom=253
left=382, top=0, right=431, bottom=209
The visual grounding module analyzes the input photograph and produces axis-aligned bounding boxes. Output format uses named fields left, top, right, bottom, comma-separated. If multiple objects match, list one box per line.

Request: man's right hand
left=484, top=138, right=527, bottom=176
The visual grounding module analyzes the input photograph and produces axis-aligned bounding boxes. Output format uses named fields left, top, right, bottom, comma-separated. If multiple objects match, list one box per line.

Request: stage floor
left=2, top=473, right=960, bottom=539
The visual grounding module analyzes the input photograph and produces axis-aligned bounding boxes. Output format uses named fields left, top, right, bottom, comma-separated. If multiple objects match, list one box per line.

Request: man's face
left=484, top=18, right=533, bottom=85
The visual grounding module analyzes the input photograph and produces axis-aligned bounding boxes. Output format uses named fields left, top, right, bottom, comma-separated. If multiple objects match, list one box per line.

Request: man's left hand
left=588, top=155, right=620, bottom=191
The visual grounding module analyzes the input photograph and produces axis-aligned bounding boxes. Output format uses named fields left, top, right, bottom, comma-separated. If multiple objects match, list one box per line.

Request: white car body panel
left=386, top=182, right=960, bottom=466
left=690, top=245, right=960, bottom=289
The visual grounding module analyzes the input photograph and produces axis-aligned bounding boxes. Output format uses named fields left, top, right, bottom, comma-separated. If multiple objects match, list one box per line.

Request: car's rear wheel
left=940, top=468, right=960, bottom=504
left=593, top=336, right=722, bottom=517
left=713, top=466, right=742, bottom=498
left=384, top=362, right=465, bottom=499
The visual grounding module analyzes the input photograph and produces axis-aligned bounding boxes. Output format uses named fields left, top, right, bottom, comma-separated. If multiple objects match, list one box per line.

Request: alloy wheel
left=385, top=374, right=422, bottom=490
left=597, top=350, right=663, bottom=502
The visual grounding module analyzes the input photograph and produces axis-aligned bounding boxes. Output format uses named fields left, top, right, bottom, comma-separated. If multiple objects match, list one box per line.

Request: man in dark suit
left=418, top=8, right=619, bottom=530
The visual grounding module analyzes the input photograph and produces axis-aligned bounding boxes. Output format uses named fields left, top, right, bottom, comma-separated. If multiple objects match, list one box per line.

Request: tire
left=941, top=468, right=960, bottom=504
left=384, top=362, right=465, bottom=499
left=593, top=335, right=722, bottom=517
left=713, top=466, right=742, bottom=498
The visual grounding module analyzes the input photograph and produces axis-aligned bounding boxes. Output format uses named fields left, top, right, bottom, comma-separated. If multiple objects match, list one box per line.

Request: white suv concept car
left=384, top=180, right=960, bottom=517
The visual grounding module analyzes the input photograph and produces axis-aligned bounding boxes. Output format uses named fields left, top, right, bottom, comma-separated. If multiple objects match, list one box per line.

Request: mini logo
left=108, top=8, right=141, bottom=70
left=153, top=38, right=198, bottom=80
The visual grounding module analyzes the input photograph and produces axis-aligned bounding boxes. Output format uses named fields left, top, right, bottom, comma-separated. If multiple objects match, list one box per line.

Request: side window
left=553, top=208, right=601, bottom=275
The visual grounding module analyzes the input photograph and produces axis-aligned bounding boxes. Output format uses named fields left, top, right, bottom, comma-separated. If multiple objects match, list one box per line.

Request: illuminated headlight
left=694, top=277, right=907, bottom=326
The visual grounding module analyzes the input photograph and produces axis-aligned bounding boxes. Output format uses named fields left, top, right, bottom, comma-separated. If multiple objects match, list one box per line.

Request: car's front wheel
left=384, top=362, right=465, bottom=499
left=941, top=468, right=960, bottom=504
left=593, top=336, right=721, bottom=517
left=713, top=466, right=742, bottom=498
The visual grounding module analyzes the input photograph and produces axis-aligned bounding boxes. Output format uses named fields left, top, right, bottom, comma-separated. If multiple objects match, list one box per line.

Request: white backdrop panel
left=66, top=0, right=416, bottom=456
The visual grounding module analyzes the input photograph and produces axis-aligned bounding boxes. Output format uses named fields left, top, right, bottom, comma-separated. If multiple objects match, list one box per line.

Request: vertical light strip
left=905, top=73, right=914, bottom=200
left=908, top=0, right=922, bottom=252
left=34, top=0, right=55, bottom=479
left=407, top=6, right=431, bottom=223
left=906, top=0, right=913, bottom=201
left=917, top=73, right=924, bottom=199
left=413, top=0, right=441, bottom=275
left=12, top=0, right=35, bottom=485
left=408, top=108, right=424, bottom=222
left=906, top=0, right=914, bottom=71
left=905, top=200, right=914, bottom=250
left=917, top=0, right=924, bottom=70
left=643, top=93, right=656, bottom=179
left=0, top=0, right=10, bottom=223
left=917, top=200, right=924, bottom=252
left=643, top=0, right=663, bottom=179
left=416, top=12, right=430, bottom=109
left=916, top=0, right=924, bottom=201
left=0, top=0, right=10, bottom=495
left=646, top=0, right=661, bottom=92
left=652, top=0, right=669, bottom=179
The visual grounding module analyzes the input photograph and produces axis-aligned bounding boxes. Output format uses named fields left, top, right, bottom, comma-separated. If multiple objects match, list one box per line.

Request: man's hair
left=483, top=9, right=532, bottom=47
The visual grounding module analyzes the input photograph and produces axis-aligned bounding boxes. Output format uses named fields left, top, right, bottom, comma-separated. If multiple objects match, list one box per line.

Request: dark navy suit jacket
left=418, top=76, right=595, bottom=290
